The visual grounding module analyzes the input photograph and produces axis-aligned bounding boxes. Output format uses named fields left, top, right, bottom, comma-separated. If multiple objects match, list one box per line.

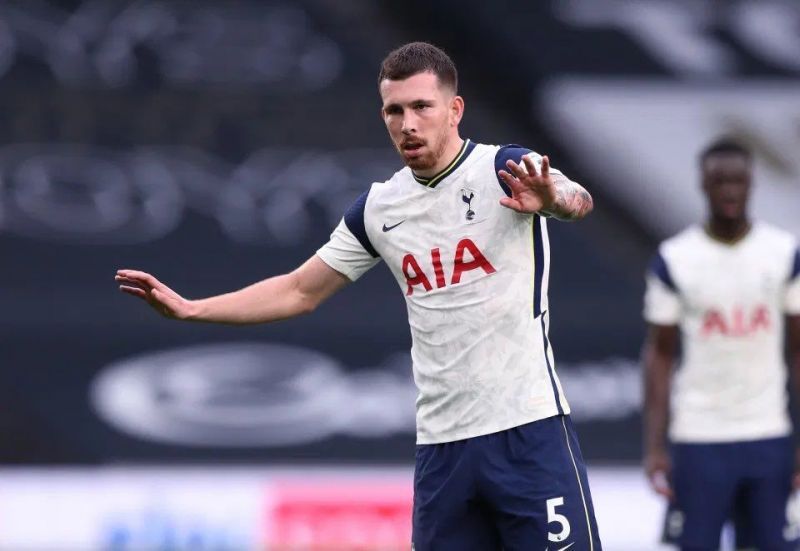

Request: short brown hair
left=378, top=42, right=458, bottom=92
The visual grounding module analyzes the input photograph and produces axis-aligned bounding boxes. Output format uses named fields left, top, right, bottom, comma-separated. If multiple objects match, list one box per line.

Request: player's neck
left=414, top=136, right=465, bottom=179
left=705, top=217, right=751, bottom=245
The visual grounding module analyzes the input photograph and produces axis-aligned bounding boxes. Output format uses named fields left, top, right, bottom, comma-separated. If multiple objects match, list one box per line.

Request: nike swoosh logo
left=544, top=543, right=575, bottom=551
left=382, top=220, right=405, bottom=232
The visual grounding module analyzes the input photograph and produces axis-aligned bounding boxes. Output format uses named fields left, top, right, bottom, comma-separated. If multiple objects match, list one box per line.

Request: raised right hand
left=115, top=269, right=196, bottom=320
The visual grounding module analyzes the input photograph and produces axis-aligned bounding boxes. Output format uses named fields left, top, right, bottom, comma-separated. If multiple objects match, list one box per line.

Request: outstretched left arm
left=498, top=155, right=593, bottom=221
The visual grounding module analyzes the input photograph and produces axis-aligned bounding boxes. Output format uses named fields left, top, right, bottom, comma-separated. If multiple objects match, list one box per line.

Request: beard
left=405, top=150, right=435, bottom=171
left=396, top=129, right=449, bottom=172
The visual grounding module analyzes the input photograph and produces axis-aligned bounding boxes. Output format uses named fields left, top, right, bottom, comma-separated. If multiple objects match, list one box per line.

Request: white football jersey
left=644, top=223, right=800, bottom=443
left=317, top=140, right=571, bottom=444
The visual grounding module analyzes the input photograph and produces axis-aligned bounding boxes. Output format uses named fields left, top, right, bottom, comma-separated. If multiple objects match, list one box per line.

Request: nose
left=401, top=111, right=416, bottom=135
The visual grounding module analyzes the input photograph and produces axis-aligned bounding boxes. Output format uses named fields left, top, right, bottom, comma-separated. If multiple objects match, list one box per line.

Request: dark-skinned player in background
left=643, top=138, right=800, bottom=550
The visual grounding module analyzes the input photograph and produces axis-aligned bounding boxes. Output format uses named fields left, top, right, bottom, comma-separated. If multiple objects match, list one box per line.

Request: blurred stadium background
left=1, top=0, right=799, bottom=548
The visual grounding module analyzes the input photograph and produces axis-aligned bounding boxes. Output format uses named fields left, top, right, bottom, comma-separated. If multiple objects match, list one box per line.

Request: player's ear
left=450, top=95, right=464, bottom=127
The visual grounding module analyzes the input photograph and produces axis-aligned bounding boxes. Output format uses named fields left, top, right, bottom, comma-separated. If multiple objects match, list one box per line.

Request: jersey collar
left=703, top=222, right=753, bottom=246
left=412, top=139, right=475, bottom=189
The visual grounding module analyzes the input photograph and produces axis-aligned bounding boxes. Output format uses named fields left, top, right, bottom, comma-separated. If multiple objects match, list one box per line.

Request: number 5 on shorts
left=547, top=496, right=571, bottom=542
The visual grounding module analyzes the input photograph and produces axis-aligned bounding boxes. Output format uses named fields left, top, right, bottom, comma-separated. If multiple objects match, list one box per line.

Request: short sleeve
left=317, top=219, right=380, bottom=282
left=316, top=190, right=381, bottom=282
left=494, top=145, right=565, bottom=198
left=784, top=247, right=800, bottom=314
left=643, top=251, right=681, bottom=325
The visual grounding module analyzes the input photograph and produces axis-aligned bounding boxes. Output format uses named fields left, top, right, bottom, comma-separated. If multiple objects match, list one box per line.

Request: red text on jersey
left=701, top=305, right=771, bottom=337
left=401, top=238, right=496, bottom=296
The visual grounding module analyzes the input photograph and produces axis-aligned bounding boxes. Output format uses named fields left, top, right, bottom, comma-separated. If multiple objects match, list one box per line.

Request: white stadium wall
left=0, top=467, right=684, bottom=550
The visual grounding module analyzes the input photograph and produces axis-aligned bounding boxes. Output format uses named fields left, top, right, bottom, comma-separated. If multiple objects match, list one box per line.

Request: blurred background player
left=116, top=42, right=602, bottom=550
left=642, top=138, right=800, bottom=550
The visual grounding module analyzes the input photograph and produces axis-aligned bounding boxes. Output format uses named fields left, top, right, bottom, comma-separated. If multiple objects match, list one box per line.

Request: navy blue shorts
left=412, top=414, right=602, bottom=550
left=662, top=436, right=796, bottom=550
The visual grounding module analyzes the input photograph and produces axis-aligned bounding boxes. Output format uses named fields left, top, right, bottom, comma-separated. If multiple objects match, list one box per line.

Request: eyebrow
left=383, top=99, right=434, bottom=111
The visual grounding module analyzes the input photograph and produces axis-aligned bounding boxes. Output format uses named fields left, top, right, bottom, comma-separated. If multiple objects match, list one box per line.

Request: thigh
left=670, top=441, right=739, bottom=550
left=742, top=437, right=795, bottom=550
left=413, top=441, right=501, bottom=551
left=479, top=415, right=602, bottom=551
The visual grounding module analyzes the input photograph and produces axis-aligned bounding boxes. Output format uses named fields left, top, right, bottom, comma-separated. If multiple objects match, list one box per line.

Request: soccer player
left=116, top=42, right=601, bottom=550
left=642, top=138, right=800, bottom=550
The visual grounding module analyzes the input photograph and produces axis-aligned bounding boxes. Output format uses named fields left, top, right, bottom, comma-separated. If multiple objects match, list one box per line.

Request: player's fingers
left=654, top=485, right=674, bottom=500
left=648, top=470, right=673, bottom=499
left=115, top=276, right=150, bottom=293
left=116, top=270, right=149, bottom=286
left=119, top=285, right=147, bottom=298
left=499, top=197, right=524, bottom=212
left=540, top=155, right=550, bottom=179
left=117, top=269, right=160, bottom=289
left=116, top=275, right=143, bottom=286
left=498, top=170, right=527, bottom=195
left=521, top=155, right=541, bottom=179
left=117, top=269, right=146, bottom=278
left=505, top=159, right=530, bottom=180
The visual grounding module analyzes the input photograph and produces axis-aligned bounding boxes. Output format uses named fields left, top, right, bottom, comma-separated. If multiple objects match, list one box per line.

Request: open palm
left=497, top=155, right=557, bottom=214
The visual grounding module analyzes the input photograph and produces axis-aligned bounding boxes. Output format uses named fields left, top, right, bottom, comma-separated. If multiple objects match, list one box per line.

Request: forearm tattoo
left=543, top=177, right=593, bottom=221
